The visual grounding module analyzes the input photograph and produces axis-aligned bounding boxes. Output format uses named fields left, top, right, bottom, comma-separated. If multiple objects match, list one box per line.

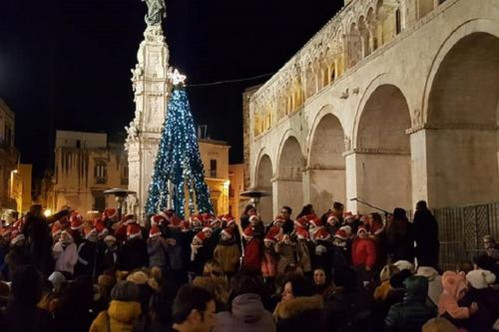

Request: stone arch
left=276, top=134, right=305, bottom=218
left=307, top=108, right=346, bottom=214
left=423, top=21, right=499, bottom=207
left=354, top=83, right=412, bottom=212
left=255, top=153, right=274, bottom=223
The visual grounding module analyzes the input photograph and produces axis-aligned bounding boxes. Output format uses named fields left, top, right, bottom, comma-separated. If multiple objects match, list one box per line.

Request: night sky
left=0, top=0, right=343, bottom=184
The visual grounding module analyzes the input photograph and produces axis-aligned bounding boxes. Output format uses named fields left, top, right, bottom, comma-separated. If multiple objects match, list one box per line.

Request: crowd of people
left=0, top=200, right=498, bottom=332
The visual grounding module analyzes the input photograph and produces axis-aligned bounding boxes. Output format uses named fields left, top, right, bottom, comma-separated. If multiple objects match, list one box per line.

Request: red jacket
left=243, top=238, right=262, bottom=272
left=352, top=237, right=377, bottom=269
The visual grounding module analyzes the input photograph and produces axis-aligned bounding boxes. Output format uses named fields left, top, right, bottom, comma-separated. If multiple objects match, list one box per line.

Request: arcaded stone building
left=245, top=0, right=499, bottom=221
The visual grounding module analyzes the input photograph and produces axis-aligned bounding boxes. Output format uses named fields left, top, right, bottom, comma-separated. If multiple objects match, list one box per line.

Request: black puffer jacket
left=384, top=276, right=436, bottom=332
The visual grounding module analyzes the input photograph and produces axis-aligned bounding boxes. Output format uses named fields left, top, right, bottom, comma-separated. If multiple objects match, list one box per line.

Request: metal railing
left=434, top=202, right=499, bottom=271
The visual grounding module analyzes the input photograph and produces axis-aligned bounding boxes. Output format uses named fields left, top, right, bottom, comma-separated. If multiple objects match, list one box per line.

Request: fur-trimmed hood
left=274, top=295, right=324, bottom=320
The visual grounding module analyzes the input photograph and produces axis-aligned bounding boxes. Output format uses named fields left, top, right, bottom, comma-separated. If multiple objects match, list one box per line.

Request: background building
left=0, top=99, right=18, bottom=216
left=229, top=163, right=245, bottom=219
left=245, top=0, right=498, bottom=217
left=8, top=164, right=32, bottom=214
left=43, top=131, right=128, bottom=217
left=198, top=138, right=230, bottom=217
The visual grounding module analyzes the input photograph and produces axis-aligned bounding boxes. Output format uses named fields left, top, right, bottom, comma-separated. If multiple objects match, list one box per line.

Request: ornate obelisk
left=125, top=0, right=170, bottom=217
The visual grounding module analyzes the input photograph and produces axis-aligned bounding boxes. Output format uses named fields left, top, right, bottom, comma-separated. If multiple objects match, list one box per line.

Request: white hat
left=466, top=269, right=496, bottom=289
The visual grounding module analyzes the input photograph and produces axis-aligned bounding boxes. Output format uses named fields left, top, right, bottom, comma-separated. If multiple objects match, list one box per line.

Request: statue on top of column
left=142, top=0, right=166, bottom=26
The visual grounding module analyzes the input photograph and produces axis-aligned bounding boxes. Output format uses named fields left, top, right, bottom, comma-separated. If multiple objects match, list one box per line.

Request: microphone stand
left=350, top=197, right=391, bottom=215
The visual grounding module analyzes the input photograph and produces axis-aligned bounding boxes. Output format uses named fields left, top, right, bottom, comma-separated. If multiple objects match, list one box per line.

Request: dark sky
left=0, top=0, right=343, bottom=182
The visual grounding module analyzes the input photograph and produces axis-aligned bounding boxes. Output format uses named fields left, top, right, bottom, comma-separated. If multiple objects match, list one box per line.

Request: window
left=94, top=162, right=107, bottom=184
left=76, top=140, right=81, bottom=149
left=210, top=159, right=217, bottom=178
left=94, top=195, right=106, bottom=212
left=121, top=166, right=129, bottom=185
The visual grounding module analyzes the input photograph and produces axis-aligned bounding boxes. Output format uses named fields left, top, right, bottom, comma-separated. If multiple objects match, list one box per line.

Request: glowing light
left=168, top=68, right=187, bottom=86
left=145, top=85, right=213, bottom=218
left=43, top=209, right=52, bottom=217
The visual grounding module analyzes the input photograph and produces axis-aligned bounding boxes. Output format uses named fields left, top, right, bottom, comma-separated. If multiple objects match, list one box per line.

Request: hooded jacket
left=416, top=266, right=442, bottom=306
left=384, top=276, right=436, bottom=332
left=89, top=300, right=142, bottom=332
left=273, top=295, right=324, bottom=332
left=438, top=271, right=469, bottom=320
left=214, top=240, right=241, bottom=273
left=214, top=293, right=275, bottom=332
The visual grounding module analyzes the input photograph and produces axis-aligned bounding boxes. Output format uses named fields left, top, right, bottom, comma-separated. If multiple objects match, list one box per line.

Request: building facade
left=198, top=139, right=230, bottom=217
left=245, top=0, right=499, bottom=218
left=44, top=131, right=128, bottom=218
left=229, top=163, right=245, bottom=220
left=0, top=99, right=18, bottom=214
left=9, top=164, right=32, bottom=213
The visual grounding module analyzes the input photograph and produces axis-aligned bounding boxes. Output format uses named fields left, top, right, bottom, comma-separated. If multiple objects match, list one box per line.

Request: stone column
left=125, top=25, right=170, bottom=218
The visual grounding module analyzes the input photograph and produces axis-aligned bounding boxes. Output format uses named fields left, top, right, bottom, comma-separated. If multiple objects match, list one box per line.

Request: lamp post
left=103, top=188, right=137, bottom=220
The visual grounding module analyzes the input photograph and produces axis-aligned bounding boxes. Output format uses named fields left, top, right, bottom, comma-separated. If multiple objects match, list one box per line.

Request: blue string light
left=145, top=85, right=214, bottom=218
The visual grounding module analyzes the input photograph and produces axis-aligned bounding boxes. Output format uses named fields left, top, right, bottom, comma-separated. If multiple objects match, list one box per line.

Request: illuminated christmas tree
left=145, top=69, right=213, bottom=218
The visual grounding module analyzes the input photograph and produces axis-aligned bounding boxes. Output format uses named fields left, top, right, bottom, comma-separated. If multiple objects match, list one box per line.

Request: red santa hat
left=221, top=227, right=234, bottom=240
left=102, top=208, right=118, bottom=221
left=249, top=215, right=259, bottom=225
left=294, top=216, right=309, bottom=229
left=202, top=227, right=213, bottom=235
left=150, top=214, right=167, bottom=227
left=93, top=219, right=108, bottom=237
left=193, top=231, right=205, bottom=243
left=226, top=217, right=236, bottom=227
left=210, top=218, right=221, bottom=227
left=309, top=216, right=323, bottom=228
left=201, top=213, right=214, bottom=227
left=242, top=226, right=254, bottom=240
left=84, top=227, right=97, bottom=239
left=314, top=228, right=331, bottom=241
left=334, top=229, right=348, bottom=241
left=344, top=212, right=356, bottom=223
left=70, top=217, right=83, bottom=231
left=123, top=214, right=137, bottom=225
left=340, top=225, right=352, bottom=237
left=295, top=227, right=309, bottom=240
left=126, top=223, right=142, bottom=239
left=356, top=226, right=368, bottom=236
left=273, top=215, right=285, bottom=226
left=327, top=213, right=340, bottom=226
left=265, top=226, right=283, bottom=243
left=149, top=226, right=161, bottom=238
left=51, top=223, right=62, bottom=237
left=190, top=214, right=203, bottom=228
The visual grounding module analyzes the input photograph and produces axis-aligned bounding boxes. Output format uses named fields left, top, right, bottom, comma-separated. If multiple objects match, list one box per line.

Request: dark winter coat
left=386, top=218, right=414, bottom=263
left=274, top=295, right=324, bottom=332
left=282, top=219, right=294, bottom=235
left=117, top=237, right=148, bottom=271
left=412, top=209, right=439, bottom=267
left=75, top=240, right=101, bottom=277
left=0, top=305, right=54, bottom=332
left=384, top=276, right=436, bottom=332
left=214, top=293, right=275, bottom=332
left=461, top=286, right=499, bottom=332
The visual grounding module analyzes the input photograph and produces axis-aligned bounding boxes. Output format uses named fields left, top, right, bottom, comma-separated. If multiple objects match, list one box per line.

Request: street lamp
left=103, top=188, right=137, bottom=220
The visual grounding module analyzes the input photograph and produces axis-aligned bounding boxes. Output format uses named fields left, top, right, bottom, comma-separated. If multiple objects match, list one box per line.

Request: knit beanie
left=111, top=281, right=140, bottom=302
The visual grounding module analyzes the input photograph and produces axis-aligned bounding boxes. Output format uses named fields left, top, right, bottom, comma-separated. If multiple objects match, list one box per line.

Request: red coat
left=243, top=238, right=262, bottom=272
left=352, top=237, right=377, bottom=269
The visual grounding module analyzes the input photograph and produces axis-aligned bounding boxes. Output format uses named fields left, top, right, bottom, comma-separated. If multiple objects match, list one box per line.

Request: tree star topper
left=168, top=69, right=187, bottom=86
